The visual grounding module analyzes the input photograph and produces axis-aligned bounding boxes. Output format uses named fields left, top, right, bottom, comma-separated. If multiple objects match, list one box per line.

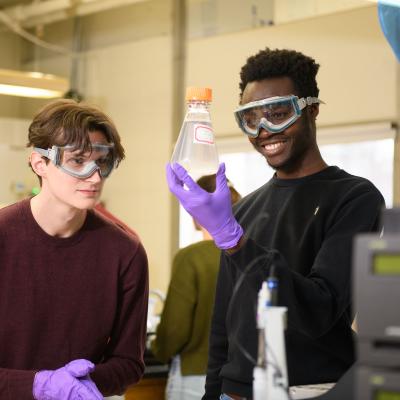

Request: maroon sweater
left=0, top=199, right=149, bottom=399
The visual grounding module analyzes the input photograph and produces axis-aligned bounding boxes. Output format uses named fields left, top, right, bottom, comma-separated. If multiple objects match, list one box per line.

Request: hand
left=33, top=359, right=103, bottom=400
left=166, top=162, right=243, bottom=249
left=66, top=362, right=103, bottom=400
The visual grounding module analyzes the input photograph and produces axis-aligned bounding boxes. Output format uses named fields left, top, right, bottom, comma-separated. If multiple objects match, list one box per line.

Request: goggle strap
left=297, top=96, right=324, bottom=110
left=306, top=96, right=322, bottom=105
left=34, top=147, right=57, bottom=162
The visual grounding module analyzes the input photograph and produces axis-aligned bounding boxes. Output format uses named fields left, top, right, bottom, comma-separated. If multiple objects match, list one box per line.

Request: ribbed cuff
left=221, top=377, right=252, bottom=399
left=7, top=369, right=37, bottom=400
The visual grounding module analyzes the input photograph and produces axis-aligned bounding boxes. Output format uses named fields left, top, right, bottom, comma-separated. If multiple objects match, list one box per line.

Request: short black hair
left=239, top=48, right=320, bottom=100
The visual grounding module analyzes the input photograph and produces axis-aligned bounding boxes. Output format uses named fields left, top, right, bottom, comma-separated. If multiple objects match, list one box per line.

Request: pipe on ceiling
left=2, top=0, right=151, bottom=28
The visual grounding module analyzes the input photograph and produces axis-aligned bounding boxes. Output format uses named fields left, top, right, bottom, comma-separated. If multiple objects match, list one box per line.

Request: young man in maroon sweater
left=0, top=99, right=149, bottom=399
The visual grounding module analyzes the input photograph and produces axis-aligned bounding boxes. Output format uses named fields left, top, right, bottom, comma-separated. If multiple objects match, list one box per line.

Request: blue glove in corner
left=166, top=162, right=243, bottom=250
left=33, top=359, right=103, bottom=400
left=378, top=1, right=400, bottom=62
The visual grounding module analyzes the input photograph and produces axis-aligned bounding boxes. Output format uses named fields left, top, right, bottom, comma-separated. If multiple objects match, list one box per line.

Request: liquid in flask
left=171, top=87, right=219, bottom=179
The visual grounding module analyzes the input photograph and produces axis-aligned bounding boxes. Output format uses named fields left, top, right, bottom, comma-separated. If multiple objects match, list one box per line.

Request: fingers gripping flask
left=171, top=87, right=219, bottom=179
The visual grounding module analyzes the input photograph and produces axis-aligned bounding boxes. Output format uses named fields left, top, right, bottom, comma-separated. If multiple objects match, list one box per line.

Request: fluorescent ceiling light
left=0, top=68, right=69, bottom=99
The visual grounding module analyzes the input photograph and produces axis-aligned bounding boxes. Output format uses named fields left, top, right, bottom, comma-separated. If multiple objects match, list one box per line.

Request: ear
left=308, top=104, right=320, bottom=120
left=30, top=151, right=48, bottom=178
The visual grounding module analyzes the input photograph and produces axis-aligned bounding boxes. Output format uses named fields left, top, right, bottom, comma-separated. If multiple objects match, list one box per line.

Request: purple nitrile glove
left=33, top=359, right=103, bottom=400
left=166, top=162, right=243, bottom=250
left=65, top=361, right=103, bottom=400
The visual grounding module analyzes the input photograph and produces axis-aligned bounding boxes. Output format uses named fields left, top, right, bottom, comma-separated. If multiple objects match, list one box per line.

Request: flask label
left=194, top=124, right=214, bottom=145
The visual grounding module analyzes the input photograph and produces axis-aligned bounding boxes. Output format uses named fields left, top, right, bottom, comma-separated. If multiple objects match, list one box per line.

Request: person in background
left=0, top=99, right=149, bottom=400
left=166, top=48, right=385, bottom=400
left=151, top=174, right=241, bottom=400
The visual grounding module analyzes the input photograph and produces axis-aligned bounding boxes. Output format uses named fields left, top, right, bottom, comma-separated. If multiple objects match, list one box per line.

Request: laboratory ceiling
left=0, top=0, right=31, bottom=7
left=0, top=0, right=375, bottom=36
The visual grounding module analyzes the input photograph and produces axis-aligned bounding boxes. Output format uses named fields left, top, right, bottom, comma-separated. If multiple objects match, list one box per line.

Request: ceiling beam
left=2, top=0, right=151, bottom=28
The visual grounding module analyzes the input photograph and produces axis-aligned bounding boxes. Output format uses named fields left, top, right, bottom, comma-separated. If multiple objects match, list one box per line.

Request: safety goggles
left=34, top=143, right=116, bottom=179
left=234, top=95, right=323, bottom=137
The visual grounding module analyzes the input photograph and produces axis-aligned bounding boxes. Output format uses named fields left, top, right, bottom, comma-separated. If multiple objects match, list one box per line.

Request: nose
left=257, top=124, right=284, bottom=139
left=257, top=126, right=272, bottom=138
left=86, top=167, right=102, bottom=182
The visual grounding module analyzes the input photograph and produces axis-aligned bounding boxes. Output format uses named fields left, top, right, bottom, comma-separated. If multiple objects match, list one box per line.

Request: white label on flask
left=194, top=124, right=214, bottom=145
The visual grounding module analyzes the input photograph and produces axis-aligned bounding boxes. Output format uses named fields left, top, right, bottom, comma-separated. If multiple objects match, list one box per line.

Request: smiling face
left=242, top=77, right=324, bottom=178
left=36, top=130, right=109, bottom=210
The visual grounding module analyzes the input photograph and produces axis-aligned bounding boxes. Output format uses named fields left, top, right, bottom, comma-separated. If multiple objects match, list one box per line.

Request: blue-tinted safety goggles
left=234, top=95, right=323, bottom=137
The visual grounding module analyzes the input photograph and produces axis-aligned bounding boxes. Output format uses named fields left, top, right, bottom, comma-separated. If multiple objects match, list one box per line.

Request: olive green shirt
left=151, top=240, right=220, bottom=375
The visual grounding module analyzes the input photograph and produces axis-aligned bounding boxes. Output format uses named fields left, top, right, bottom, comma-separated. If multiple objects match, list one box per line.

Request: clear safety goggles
left=34, top=143, right=116, bottom=179
left=234, top=95, right=323, bottom=137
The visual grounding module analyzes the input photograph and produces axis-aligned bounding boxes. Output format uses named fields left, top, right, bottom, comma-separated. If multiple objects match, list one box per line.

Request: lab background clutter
left=0, top=0, right=399, bottom=398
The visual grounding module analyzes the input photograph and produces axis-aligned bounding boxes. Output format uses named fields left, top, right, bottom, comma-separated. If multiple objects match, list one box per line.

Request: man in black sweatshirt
left=166, top=48, right=385, bottom=400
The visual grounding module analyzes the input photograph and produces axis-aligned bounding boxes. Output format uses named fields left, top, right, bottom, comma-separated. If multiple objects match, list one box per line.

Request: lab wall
left=186, top=5, right=397, bottom=136
left=83, top=35, right=174, bottom=293
left=0, top=2, right=398, bottom=293
left=0, top=118, right=31, bottom=207
left=0, top=31, right=22, bottom=118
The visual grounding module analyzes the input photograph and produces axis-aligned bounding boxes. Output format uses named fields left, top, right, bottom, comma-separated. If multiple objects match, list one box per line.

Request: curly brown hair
left=27, top=99, right=125, bottom=163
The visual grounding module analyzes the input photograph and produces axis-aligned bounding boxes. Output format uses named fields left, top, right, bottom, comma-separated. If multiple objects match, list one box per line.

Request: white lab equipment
left=253, top=273, right=290, bottom=400
left=147, top=289, right=165, bottom=334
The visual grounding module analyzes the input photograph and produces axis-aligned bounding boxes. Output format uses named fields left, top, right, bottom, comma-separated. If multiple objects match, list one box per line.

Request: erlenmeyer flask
left=171, top=87, right=219, bottom=179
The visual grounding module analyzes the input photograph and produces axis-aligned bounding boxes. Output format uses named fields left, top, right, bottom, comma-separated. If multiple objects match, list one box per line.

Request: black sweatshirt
left=203, top=166, right=385, bottom=399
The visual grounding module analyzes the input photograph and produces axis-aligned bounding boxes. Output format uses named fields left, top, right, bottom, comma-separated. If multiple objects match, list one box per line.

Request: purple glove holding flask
left=166, top=162, right=243, bottom=250
left=33, top=359, right=103, bottom=400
